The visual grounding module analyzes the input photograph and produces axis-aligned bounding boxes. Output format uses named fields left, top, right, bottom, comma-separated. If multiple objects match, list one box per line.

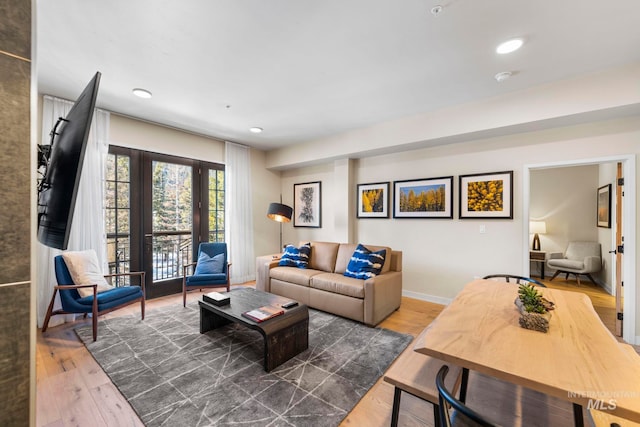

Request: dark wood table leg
left=573, top=403, right=584, bottom=427
left=390, top=387, right=401, bottom=427
left=200, top=305, right=231, bottom=333
left=541, top=262, right=545, bottom=280
left=263, top=318, right=309, bottom=372
left=459, top=368, right=470, bottom=403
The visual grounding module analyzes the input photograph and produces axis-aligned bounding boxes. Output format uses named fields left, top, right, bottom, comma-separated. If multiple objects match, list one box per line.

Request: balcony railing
left=152, top=231, right=193, bottom=281
left=108, top=229, right=225, bottom=285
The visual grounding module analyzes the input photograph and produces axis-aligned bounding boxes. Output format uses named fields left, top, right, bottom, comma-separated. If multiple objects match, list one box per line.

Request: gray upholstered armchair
left=547, top=241, right=602, bottom=286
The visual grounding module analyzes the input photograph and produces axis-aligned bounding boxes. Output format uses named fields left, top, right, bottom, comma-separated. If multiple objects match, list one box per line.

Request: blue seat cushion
left=186, top=273, right=227, bottom=286
left=76, top=286, right=142, bottom=306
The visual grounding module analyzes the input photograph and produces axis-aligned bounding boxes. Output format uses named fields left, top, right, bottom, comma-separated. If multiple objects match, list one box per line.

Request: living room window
left=105, top=151, right=132, bottom=285
left=105, top=146, right=225, bottom=297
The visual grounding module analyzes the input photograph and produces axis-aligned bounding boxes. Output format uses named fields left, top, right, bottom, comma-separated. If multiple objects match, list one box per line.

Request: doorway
left=105, top=146, right=225, bottom=299
left=523, top=155, right=636, bottom=344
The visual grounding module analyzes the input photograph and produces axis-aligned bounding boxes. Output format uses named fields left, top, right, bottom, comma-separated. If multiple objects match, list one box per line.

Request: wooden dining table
left=414, top=279, right=640, bottom=425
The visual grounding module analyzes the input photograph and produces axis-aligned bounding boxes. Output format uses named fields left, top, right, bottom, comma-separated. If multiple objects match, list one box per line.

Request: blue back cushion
left=344, top=244, right=386, bottom=279
left=279, top=243, right=311, bottom=268
left=195, top=251, right=225, bottom=274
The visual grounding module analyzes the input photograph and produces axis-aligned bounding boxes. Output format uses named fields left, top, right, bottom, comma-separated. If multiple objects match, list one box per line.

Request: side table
left=529, top=250, right=547, bottom=279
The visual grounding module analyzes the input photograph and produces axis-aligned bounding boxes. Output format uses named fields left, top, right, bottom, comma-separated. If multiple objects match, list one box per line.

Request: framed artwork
left=393, top=176, right=453, bottom=218
left=459, top=171, right=513, bottom=219
left=597, top=184, right=611, bottom=228
left=357, top=182, right=390, bottom=218
left=293, top=181, right=322, bottom=227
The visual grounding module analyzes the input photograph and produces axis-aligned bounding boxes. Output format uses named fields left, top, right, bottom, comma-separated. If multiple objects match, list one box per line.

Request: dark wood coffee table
left=198, top=287, right=309, bottom=372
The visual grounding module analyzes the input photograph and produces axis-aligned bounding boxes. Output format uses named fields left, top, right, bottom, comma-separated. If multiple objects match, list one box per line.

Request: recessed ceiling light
left=249, top=127, right=263, bottom=134
left=132, top=88, right=152, bottom=99
left=494, top=71, right=513, bottom=82
left=430, top=5, right=443, bottom=16
left=496, top=38, right=524, bottom=54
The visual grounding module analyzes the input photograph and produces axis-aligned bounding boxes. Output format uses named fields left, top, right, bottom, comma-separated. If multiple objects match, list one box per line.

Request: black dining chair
left=436, top=365, right=499, bottom=427
left=482, top=274, right=546, bottom=287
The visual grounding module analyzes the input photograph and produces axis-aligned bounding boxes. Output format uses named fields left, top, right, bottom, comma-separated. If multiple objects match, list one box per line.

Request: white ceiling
left=36, top=1, right=640, bottom=151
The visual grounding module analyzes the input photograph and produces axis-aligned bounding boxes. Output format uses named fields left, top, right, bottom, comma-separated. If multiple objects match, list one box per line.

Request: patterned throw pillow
left=278, top=243, right=311, bottom=268
left=344, top=244, right=386, bottom=279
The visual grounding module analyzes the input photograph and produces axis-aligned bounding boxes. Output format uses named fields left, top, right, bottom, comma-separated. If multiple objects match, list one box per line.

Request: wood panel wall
left=0, top=0, right=32, bottom=425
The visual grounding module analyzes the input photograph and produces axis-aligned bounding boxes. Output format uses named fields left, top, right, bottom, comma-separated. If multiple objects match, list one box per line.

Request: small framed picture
left=357, top=182, right=390, bottom=218
left=597, top=184, right=611, bottom=228
left=459, top=171, right=513, bottom=219
left=393, top=176, right=453, bottom=219
left=293, top=181, right=321, bottom=227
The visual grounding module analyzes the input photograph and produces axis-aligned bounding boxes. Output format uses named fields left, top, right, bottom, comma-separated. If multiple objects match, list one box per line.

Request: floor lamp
left=267, top=202, right=293, bottom=251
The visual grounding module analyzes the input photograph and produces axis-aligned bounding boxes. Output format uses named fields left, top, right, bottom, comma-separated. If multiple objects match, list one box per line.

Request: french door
left=106, top=147, right=224, bottom=299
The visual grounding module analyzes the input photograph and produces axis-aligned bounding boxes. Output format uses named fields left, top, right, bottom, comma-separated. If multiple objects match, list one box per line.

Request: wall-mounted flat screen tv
left=37, top=71, right=101, bottom=249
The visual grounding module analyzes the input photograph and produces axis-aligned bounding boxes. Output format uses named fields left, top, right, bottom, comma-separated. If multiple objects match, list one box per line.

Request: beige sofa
left=256, top=241, right=402, bottom=326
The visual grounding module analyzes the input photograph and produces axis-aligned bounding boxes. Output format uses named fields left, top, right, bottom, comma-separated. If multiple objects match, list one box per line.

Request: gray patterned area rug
left=75, top=301, right=412, bottom=427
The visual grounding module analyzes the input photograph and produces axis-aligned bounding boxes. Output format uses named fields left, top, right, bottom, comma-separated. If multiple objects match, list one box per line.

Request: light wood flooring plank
left=89, top=383, right=145, bottom=427
left=47, top=368, right=109, bottom=427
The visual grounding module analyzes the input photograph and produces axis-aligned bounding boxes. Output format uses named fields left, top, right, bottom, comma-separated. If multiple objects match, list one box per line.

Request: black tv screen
left=37, top=72, right=101, bottom=249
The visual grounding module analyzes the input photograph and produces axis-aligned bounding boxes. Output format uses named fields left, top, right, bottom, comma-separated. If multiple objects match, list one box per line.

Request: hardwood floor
left=36, top=280, right=625, bottom=427
left=539, top=276, right=617, bottom=336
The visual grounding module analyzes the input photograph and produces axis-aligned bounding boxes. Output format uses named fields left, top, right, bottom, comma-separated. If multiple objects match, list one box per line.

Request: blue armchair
left=42, top=255, right=146, bottom=341
left=183, top=242, right=231, bottom=306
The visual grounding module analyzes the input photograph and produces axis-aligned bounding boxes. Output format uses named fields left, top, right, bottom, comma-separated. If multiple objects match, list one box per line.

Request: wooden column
left=0, top=1, right=33, bottom=425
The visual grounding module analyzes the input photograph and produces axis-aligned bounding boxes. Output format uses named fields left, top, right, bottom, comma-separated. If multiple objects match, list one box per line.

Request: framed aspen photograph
left=293, top=181, right=322, bottom=227
left=597, top=184, right=611, bottom=228
left=357, top=182, right=390, bottom=218
left=393, top=176, right=453, bottom=218
left=459, top=171, right=513, bottom=219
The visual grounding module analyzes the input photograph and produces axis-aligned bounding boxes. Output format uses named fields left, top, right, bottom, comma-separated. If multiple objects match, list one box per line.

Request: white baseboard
left=402, top=289, right=452, bottom=306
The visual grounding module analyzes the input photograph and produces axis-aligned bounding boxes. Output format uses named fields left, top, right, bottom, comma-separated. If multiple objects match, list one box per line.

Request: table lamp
left=529, top=221, right=547, bottom=251
left=267, top=202, right=293, bottom=250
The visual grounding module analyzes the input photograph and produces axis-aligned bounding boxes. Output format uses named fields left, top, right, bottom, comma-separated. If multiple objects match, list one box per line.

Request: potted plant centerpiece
left=515, top=283, right=555, bottom=332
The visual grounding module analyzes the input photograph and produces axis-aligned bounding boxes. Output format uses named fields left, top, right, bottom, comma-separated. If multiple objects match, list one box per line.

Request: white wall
left=279, top=116, right=640, bottom=310
left=109, top=114, right=225, bottom=163
left=530, top=165, right=598, bottom=255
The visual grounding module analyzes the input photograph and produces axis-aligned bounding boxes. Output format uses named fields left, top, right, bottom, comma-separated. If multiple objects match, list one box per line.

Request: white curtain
left=36, top=96, right=110, bottom=327
left=225, top=141, right=255, bottom=284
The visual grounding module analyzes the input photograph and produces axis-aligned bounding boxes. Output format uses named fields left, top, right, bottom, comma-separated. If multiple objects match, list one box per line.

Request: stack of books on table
left=203, top=291, right=230, bottom=306
left=242, top=305, right=284, bottom=322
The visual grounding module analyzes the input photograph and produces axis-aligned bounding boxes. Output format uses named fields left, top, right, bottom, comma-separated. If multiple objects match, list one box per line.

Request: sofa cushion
left=310, top=273, right=365, bottom=298
left=335, top=243, right=392, bottom=274
left=279, top=243, right=311, bottom=268
left=548, top=259, right=584, bottom=270
left=308, top=241, right=340, bottom=272
left=270, top=266, right=323, bottom=287
left=343, top=244, right=386, bottom=279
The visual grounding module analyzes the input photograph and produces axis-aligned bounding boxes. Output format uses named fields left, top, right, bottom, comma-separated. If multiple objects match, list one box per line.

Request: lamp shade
left=267, top=202, right=293, bottom=223
left=529, top=221, right=547, bottom=234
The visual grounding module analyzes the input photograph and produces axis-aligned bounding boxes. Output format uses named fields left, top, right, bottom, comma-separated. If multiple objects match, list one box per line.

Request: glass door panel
left=146, top=160, right=193, bottom=297
left=208, top=168, right=225, bottom=242
left=105, top=151, right=132, bottom=286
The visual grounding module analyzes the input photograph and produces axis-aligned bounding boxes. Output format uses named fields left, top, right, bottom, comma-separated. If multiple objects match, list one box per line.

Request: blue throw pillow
left=194, top=252, right=225, bottom=275
left=344, top=244, right=386, bottom=279
left=279, top=243, right=311, bottom=268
